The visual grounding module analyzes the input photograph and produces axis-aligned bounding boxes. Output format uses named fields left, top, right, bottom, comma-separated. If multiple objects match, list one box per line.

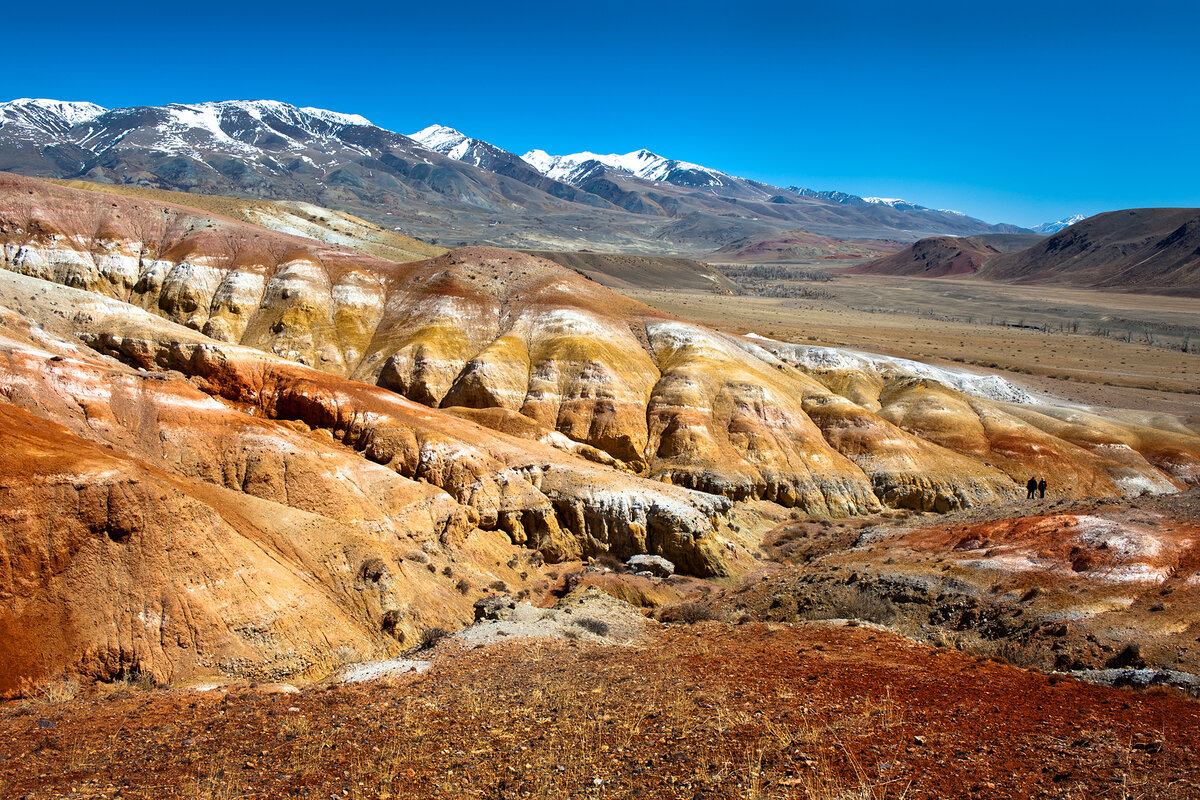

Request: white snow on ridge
left=521, top=147, right=728, bottom=186
left=741, top=335, right=1035, bottom=405
left=408, top=124, right=496, bottom=166
left=297, top=106, right=371, bottom=127
left=1033, top=214, right=1087, bottom=235
left=0, top=99, right=108, bottom=130
left=409, top=124, right=468, bottom=151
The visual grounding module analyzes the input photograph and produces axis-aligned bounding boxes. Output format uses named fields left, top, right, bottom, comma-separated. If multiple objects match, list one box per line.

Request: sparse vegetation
left=658, top=601, right=721, bottom=624
left=6, top=625, right=1195, bottom=799
left=418, top=626, right=450, bottom=650
left=573, top=617, right=610, bottom=636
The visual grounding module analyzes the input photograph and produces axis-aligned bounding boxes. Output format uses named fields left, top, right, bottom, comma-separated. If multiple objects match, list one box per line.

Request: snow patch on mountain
left=1033, top=214, right=1086, bottom=235
left=521, top=148, right=728, bottom=187
left=297, top=107, right=371, bottom=127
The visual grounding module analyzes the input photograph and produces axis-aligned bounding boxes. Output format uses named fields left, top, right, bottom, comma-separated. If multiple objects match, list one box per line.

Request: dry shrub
left=820, top=587, right=898, bottom=626
left=658, top=601, right=721, bottom=624
left=19, top=677, right=80, bottom=703
left=574, top=618, right=610, bottom=637
left=593, top=553, right=625, bottom=571
left=419, top=627, right=450, bottom=650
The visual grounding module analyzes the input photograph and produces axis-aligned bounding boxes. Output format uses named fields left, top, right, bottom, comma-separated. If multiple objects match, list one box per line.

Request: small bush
left=593, top=553, right=624, bottom=571
left=658, top=601, right=721, bottom=624
left=822, top=587, right=897, bottom=625
left=441, top=565, right=453, bottom=578
left=419, top=627, right=450, bottom=650
left=404, top=551, right=429, bottom=564
left=489, top=580, right=509, bottom=593
left=574, top=618, right=610, bottom=636
left=455, top=578, right=471, bottom=595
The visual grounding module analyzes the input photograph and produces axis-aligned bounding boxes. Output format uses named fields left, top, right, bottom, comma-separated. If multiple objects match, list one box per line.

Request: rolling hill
left=852, top=210, right=1200, bottom=295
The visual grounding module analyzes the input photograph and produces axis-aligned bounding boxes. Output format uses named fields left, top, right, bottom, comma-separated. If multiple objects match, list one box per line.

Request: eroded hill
left=1, top=173, right=1197, bottom=691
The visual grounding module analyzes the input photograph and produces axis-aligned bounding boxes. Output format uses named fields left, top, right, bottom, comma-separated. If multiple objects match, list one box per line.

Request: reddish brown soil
left=3, top=623, right=1197, bottom=799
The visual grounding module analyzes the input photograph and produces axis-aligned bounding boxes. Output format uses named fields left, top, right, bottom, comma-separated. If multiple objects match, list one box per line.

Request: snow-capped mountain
left=0, top=98, right=376, bottom=165
left=0, top=99, right=107, bottom=139
left=0, top=97, right=1032, bottom=251
left=409, top=124, right=501, bottom=168
left=1032, top=214, right=1087, bottom=235
left=790, top=187, right=972, bottom=219
left=521, top=148, right=732, bottom=189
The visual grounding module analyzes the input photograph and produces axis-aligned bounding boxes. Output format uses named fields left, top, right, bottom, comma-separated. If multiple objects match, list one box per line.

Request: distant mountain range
left=0, top=98, right=1030, bottom=254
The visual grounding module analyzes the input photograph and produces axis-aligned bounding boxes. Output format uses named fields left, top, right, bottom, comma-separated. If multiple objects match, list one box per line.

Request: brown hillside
left=984, top=208, right=1200, bottom=295
left=845, top=233, right=1046, bottom=278
left=710, top=229, right=900, bottom=264
left=853, top=210, right=1200, bottom=295
left=523, top=249, right=738, bottom=293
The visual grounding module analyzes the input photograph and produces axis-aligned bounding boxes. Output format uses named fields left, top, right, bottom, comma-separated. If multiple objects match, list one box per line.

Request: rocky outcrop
left=0, top=269, right=737, bottom=694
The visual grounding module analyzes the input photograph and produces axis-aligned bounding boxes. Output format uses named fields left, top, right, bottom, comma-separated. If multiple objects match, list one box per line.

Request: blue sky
left=5, top=0, right=1198, bottom=227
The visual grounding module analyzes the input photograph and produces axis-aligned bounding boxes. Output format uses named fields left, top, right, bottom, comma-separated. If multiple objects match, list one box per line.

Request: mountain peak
left=0, top=98, right=108, bottom=130
left=1032, top=214, right=1087, bottom=235
left=519, top=146, right=727, bottom=187
left=409, top=123, right=470, bottom=150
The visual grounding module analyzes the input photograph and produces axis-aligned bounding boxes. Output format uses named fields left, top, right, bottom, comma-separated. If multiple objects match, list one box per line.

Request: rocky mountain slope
left=2, top=99, right=1027, bottom=254
left=1, top=173, right=1196, bottom=691
left=852, top=210, right=1200, bottom=294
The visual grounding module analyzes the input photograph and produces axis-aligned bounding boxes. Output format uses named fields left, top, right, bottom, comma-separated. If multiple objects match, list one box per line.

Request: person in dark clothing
left=1038, top=478, right=1047, bottom=499
left=1027, top=477, right=1038, bottom=499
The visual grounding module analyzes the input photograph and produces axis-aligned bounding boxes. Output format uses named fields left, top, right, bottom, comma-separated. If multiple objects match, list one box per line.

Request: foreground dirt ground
left=4, top=623, right=1198, bottom=800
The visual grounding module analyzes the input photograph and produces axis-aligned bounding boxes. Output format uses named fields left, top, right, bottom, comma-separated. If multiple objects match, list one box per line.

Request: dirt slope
left=523, top=249, right=738, bottom=293
left=3, top=623, right=1199, bottom=799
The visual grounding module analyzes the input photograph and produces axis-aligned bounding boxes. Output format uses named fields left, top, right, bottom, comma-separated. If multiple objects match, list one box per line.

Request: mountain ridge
left=1, top=98, right=1031, bottom=253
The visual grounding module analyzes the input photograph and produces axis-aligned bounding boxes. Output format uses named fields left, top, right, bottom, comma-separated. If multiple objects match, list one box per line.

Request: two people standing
left=1026, top=476, right=1047, bottom=499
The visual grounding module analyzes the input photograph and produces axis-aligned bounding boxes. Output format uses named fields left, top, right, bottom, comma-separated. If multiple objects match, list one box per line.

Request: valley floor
left=4, top=622, right=1198, bottom=800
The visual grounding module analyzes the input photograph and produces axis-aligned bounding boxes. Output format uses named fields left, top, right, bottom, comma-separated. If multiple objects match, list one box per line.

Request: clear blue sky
left=5, top=0, right=1198, bottom=227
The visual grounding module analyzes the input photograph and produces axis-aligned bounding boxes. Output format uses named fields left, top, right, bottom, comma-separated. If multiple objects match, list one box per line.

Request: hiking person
left=1038, top=478, right=1047, bottom=499
left=1026, top=476, right=1038, bottom=499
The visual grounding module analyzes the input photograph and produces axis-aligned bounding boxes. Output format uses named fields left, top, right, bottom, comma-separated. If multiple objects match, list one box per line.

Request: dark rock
left=474, top=595, right=516, bottom=621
